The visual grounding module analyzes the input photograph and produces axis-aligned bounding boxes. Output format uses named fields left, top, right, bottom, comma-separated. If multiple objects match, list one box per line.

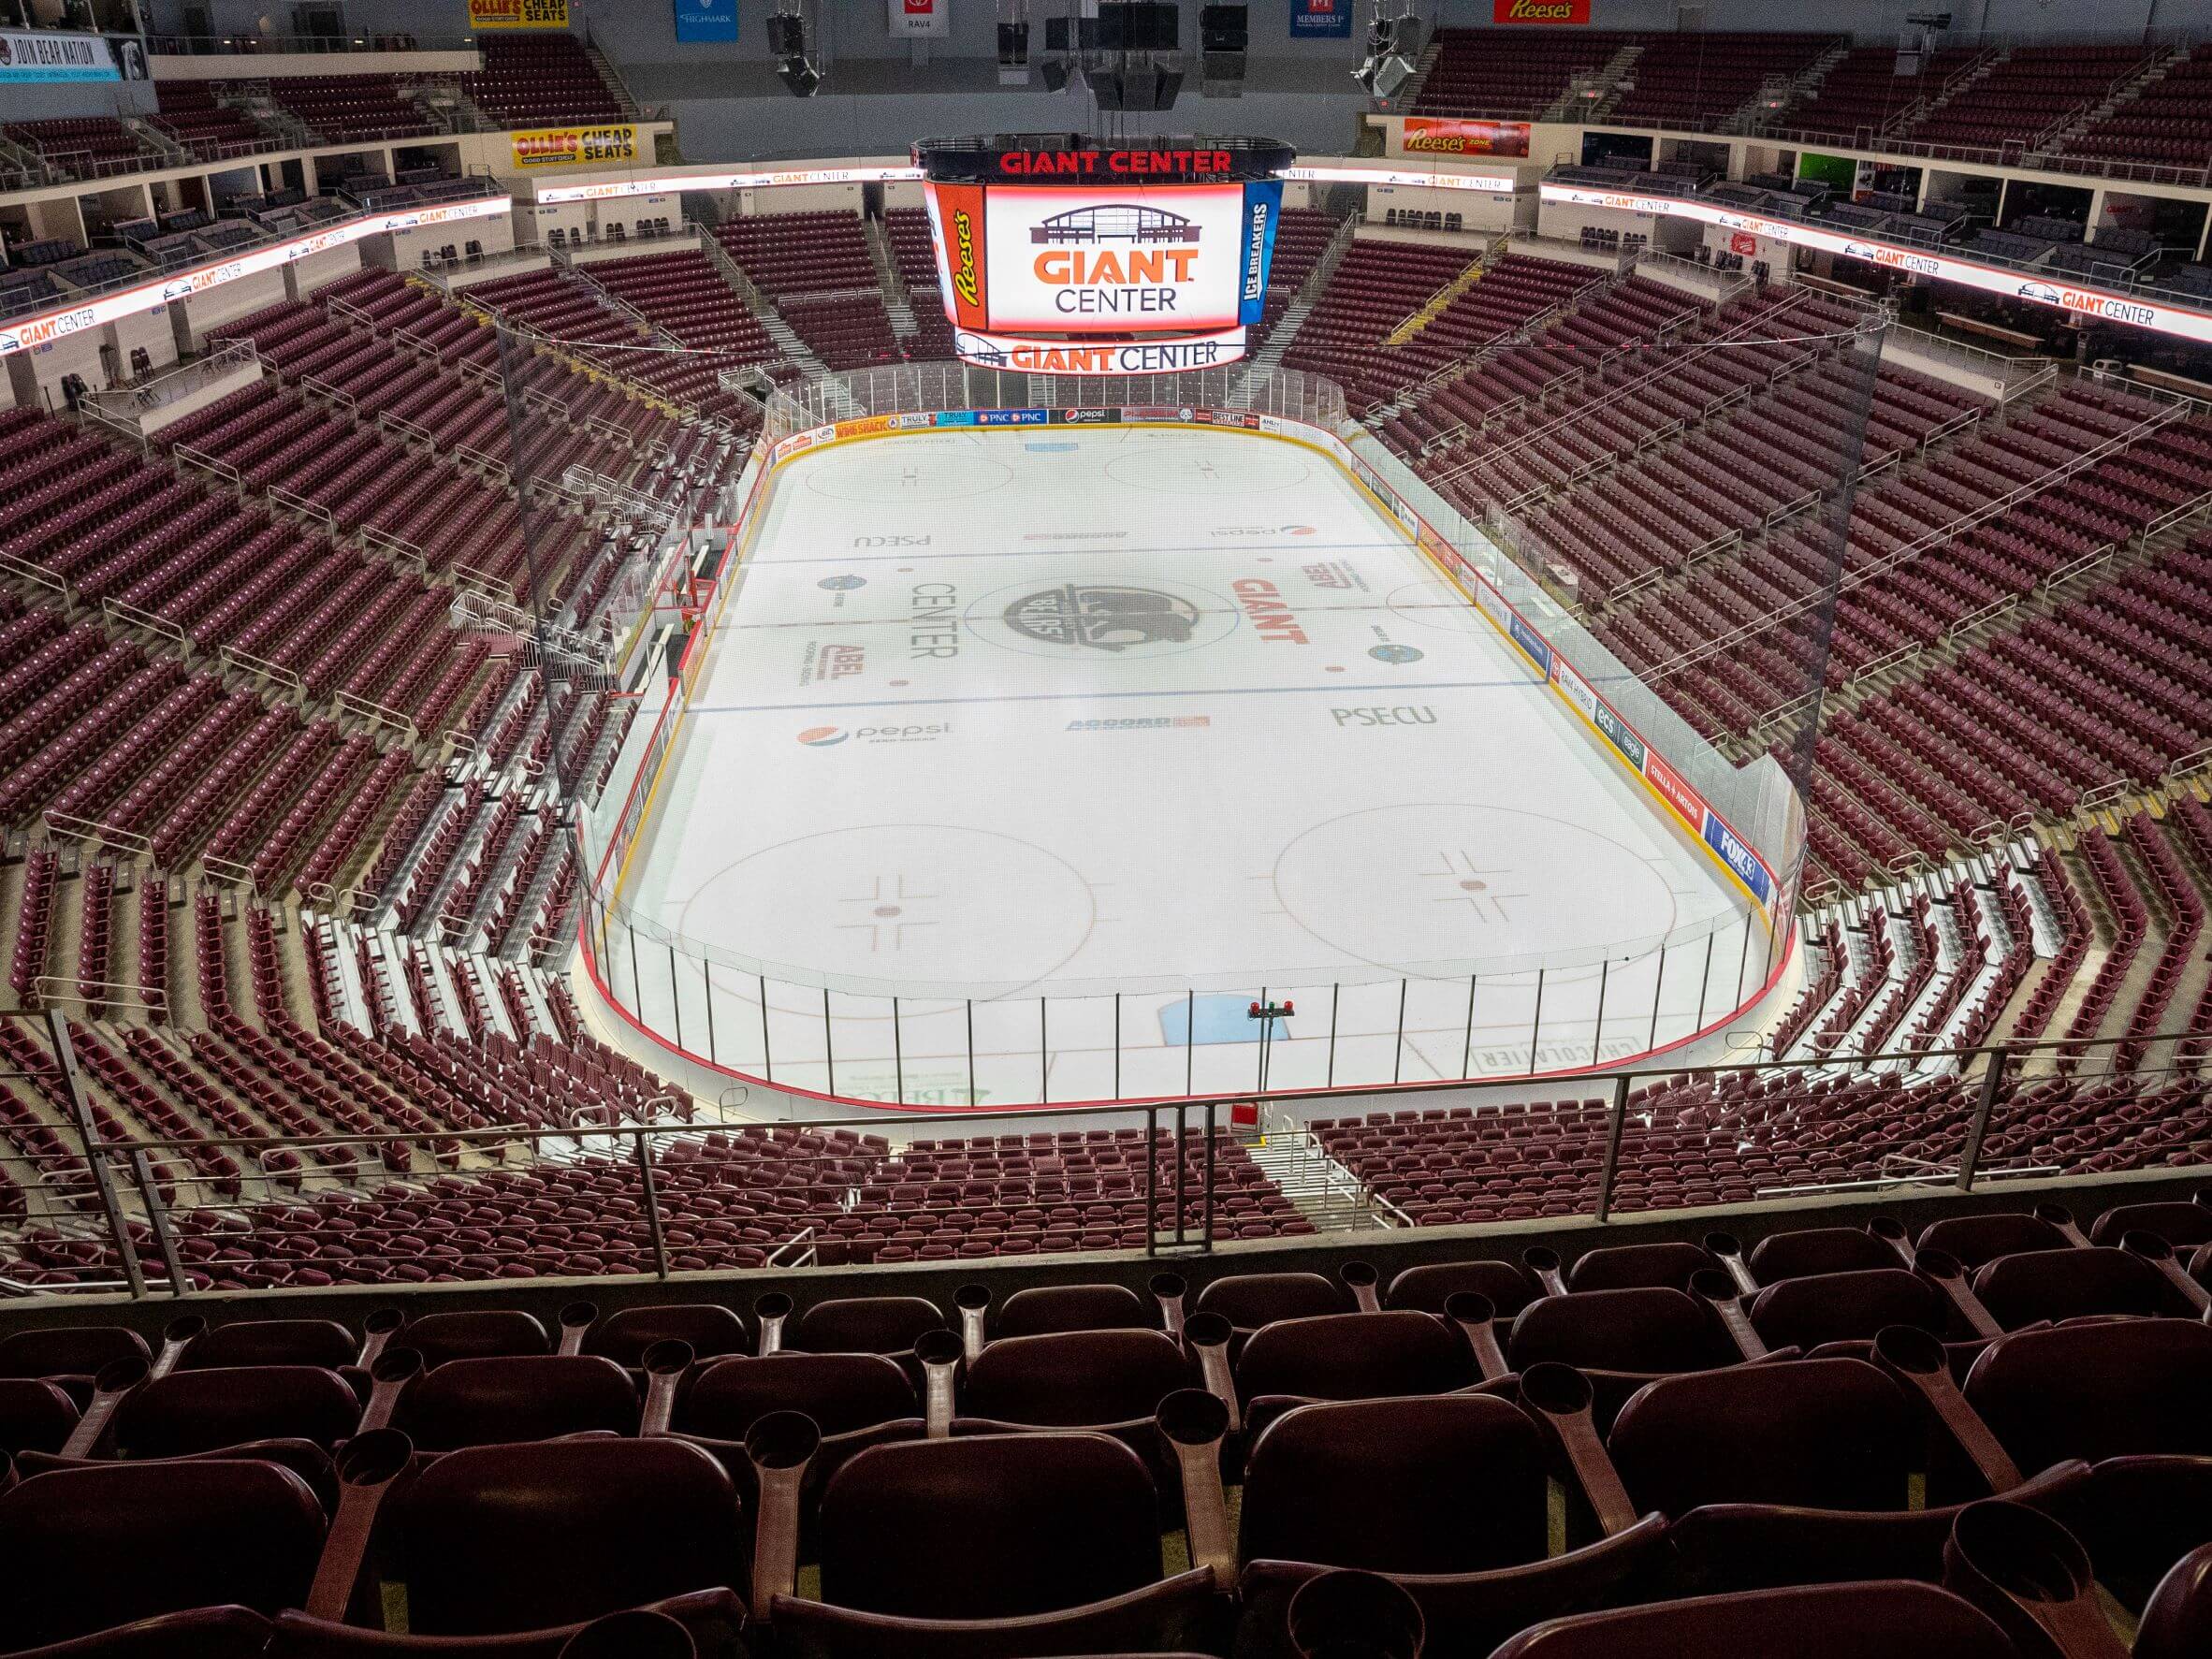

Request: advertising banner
left=890, top=0, right=951, bottom=36
left=1704, top=813, right=1774, bottom=906
left=1506, top=613, right=1552, bottom=677
left=468, top=0, right=570, bottom=27
left=511, top=124, right=638, bottom=170
left=1238, top=180, right=1282, bottom=326
left=924, top=182, right=990, bottom=331
left=1494, top=0, right=1590, bottom=21
left=951, top=326, right=1248, bottom=375
left=1290, top=0, right=1354, bottom=36
left=1593, top=700, right=1647, bottom=770
left=0, top=30, right=124, bottom=81
left=982, top=182, right=1248, bottom=335
left=674, top=0, right=739, bottom=42
left=1401, top=117, right=1532, bottom=158
left=1642, top=749, right=1709, bottom=834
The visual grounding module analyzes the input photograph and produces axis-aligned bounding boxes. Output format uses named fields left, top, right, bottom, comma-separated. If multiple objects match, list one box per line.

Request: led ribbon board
left=1540, top=182, right=2212, bottom=345
left=914, top=137, right=1292, bottom=371
left=0, top=194, right=512, bottom=357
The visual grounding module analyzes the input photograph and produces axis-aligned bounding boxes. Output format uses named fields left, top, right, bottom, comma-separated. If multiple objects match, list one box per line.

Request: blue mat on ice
left=1159, top=993, right=1293, bottom=1046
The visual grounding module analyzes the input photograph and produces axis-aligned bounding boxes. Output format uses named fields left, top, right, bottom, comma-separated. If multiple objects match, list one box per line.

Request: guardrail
left=10, top=1002, right=2210, bottom=1301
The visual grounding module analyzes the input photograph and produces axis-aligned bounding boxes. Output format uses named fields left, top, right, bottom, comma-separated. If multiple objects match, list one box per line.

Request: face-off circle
left=1272, top=803, right=1682, bottom=974
left=804, top=443, right=1014, bottom=503
left=678, top=824, right=1099, bottom=992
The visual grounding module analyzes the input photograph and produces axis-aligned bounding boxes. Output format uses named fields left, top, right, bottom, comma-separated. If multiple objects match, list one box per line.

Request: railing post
left=1594, top=1071, right=1633, bottom=1222
left=1527, top=968, right=1546, bottom=1075
left=966, top=999, right=976, bottom=1107
left=667, top=942, right=683, bottom=1052
left=891, top=996, right=904, bottom=1106
left=1113, top=991, right=1121, bottom=1101
left=704, top=960, right=717, bottom=1063
left=1959, top=1047, right=2006, bottom=1192
left=127, top=1147, right=189, bottom=1298
left=1327, top=982, right=1339, bottom=1086
left=822, top=988, right=835, bottom=1098
left=758, top=973, right=773, bottom=1081
left=634, top=1129, right=670, bottom=1279
left=1202, top=1100, right=1216, bottom=1255
left=1392, top=979, right=1407, bottom=1084
left=44, top=1008, right=145, bottom=1299
left=1462, top=974, right=1477, bottom=1079
left=1591, top=957, right=1610, bottom=1066
left=1648, top=942, right=1667, bottom=1052
left=1144, top=1104, right=1158, bottom=1258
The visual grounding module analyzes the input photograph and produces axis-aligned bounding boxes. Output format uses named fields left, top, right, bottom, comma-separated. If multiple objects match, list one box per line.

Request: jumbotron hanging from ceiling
left=913, top=134, right=1293, bottom=375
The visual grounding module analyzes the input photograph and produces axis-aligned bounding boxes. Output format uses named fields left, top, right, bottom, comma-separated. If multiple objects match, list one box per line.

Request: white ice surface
left=604, top=427, right=1768, bottom=1105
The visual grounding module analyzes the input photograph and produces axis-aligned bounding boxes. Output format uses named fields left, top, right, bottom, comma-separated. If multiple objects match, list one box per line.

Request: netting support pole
left=1648, top=944, right=1667, bottom=1054
left=1592, top=958, right=1610, bottom=1067
left=759, top=973, right=773, bottom=1082
left=1527, top=969, right=1546, bottom=1076
left=47, top=1008, right=144, bottom=1300
left=892, top=997, right=904, bottom=1106
left=1462, top=975, right=1477, bottom=1080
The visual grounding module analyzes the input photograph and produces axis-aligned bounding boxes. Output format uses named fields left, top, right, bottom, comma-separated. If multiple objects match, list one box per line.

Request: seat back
left=678, top=1351, right=916, bottom=1440
left=1241, top=1393, right=1547, bottom=1573
left=1565, top=1240, right=1715, bottom=1293
left=789, top=1297, right=945, bottom=1355
left=995, top=1283, right=1152, bottom=1337
left=1191, top=1272, right=1345, bottom=1330
left=1235, top=1310, right=1472, bottom=1404
left=399, top=1310, right=549, bottom=1367
left=0, top=1459, right=325, bottom=1647
left=816, top=1432, right=1161, bottom=1619
left=397, top=1439, right=742, bottom=1635
left=1746, top=1269, right=1945, bottom=1350
left=398, top=1354, right=639, bottom=1449
left=1385, top=1259, right=1537, bottom=1317
left=1746, top=1228, right=1902, bottom=1284
left=1486, top=1579, right=2016, bottom=1658
left=0, top=1376, right=79, bottom=1455
left=1963, top=1318, right=2212, bottom=1470
left=1507, top=1287, right=1731, bottom=1375
left=961, top=1329, right=1190, bottom=1426
left=584, top=1304, right=750, bottom=1368
left=182, top=1319, right=357, bottom=1372
left=2089, top=1200, right=2212, bottom=1249
left=1913, top=1213, right=2069, bottom=1270
left=1608, top=1357, right=1918, bottom=1517
left=114, top=1365, right=360, bottom=1458
left=1972, top=1245, right=2183, bottom=1325
left=0, top=1325, right=149, bottom=1378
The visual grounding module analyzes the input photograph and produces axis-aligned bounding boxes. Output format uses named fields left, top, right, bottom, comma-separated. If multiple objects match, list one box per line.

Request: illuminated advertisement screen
left=923, top=179, right=1280, bottom=338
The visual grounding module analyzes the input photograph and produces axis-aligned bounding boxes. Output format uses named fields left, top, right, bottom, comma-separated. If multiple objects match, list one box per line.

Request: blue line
left=682, top=676, right=1543, bottom=716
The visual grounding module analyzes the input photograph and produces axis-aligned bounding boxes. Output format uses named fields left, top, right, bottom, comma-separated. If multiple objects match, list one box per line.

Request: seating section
left=1, top=1209, right=2209, bottom=1653
left=1899, top=46, right=2151, bottom=153
left=150, top=82, right=275, bottom=161
left=2055, top=44, right=2212, bottom=169
left=712, top=211, right=908, bottom=371
left=1411, top=28, right=1634, bottom=118
left=459, top=34, right=627, bottom=128
left=1606, top=34, right=1840, bottom=129
left=2, top=117, right=161, bottom=181
left=466, top=264, right=763, bottom=430
left=1782, top=46, right=1987, bottom=142
left=255, top=74, right=432, bottom=142
left=1283, top=244, right=1594, bottom=416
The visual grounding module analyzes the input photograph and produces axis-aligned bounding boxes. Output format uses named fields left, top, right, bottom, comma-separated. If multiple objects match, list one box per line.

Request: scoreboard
left=914, top=136, right=1291, bottom=374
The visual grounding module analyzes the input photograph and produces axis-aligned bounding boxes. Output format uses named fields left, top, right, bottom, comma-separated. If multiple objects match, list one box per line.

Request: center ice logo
left=1005, top=584, right=1201, bottom=652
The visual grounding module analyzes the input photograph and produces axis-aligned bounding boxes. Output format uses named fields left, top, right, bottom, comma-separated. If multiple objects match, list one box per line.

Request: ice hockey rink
left=599, top=424, right=1777, bottom=1109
